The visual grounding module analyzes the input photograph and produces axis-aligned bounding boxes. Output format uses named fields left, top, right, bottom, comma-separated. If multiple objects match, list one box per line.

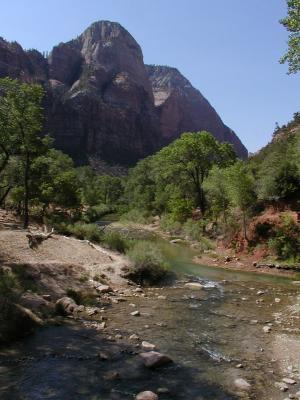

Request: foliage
left=120, top=209, right=151, bottom=224
left=280, top=0, right=300, bottom=73
left=85, top=204, right=112, bottom=223
left=125, top=131, right=236, bottom=220
left=126, top=241, right=169, bottom=285
left=68, top=222, right=103, bottom=242
left=268, top=214, right=300, bottom=261
left=102, top=231, right=129, bottom=253
left=0, top=78, right=48, bottom=227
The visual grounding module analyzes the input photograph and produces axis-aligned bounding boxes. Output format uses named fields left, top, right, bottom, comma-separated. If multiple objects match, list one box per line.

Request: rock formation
left=0, top=21, right=247, bottom=165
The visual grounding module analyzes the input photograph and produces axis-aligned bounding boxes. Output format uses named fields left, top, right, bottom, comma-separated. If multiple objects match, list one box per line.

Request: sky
left=0, top=0, right=299, bottom=153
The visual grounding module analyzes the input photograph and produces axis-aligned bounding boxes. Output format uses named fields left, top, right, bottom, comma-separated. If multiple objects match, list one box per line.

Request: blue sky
left=0, top=0, right=299, bottom=153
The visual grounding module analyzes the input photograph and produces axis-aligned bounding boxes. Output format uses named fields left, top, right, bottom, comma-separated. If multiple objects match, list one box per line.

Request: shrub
left=182, top=219, right=204, bottom=241
left=160, top=214, right=182, bottom=235
left=66, top=289, right=95, bottom=306
left=84, top=204, right=112, bottom=223
left=69, top=222, right=103, bottom=242
left=268, top=214, right=300, bottom=261
left=125, top=241, right=169, bottom=286
left=120, top=209, right=151, bottom=224
left=102, top=231, right=129, bottom=253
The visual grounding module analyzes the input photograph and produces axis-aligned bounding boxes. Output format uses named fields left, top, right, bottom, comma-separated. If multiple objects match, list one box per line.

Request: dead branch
left=26, top=227, right=54, bottom=249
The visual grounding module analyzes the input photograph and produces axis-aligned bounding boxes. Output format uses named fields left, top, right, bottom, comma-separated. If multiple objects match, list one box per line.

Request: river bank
left=110, top=220, right=300, bottom=278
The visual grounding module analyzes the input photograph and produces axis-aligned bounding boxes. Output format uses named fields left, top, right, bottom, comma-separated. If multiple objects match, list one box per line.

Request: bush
left=69, top=222, right=103, bottom=243
left=84, top=204, right=112, bottom=223
left=160, top=214, right=182, bottom=235
left=120, top=209, right=151, bottom=224
left=268, top=214, right=300, bottom=261
left=182, top=219, right=204, bottom=241
left=102, top=231, right=129, bottom=253
left=125, top=241, right=169, bottom=286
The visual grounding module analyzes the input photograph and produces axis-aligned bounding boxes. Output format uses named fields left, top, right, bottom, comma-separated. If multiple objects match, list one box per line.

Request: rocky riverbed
left=1, top=224, right=300, bottom=399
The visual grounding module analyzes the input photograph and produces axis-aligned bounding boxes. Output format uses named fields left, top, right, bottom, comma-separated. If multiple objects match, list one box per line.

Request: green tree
left=154, top=132, right=236, bottom=215
left=280, top=0, right=300, bottom=73
left=0, top=78, right=48, bottom=227
left=31, top=149, right=81, bottom=211
left=204, top=166, right=231, bottom=222
left=226, top=162, right=256, bottom=240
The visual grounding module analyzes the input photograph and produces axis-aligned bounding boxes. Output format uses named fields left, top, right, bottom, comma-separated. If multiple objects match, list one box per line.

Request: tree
left=0, top=78, right=48, bottom=228
left=280, top=0, right=300, bottom=73
left=31, top=149, right=81, bottom=211
left=225, top=162, right=256, bottom=240
left=154, top=132, right=236, bottom=215
left=204, top=166, right=231, bottom=222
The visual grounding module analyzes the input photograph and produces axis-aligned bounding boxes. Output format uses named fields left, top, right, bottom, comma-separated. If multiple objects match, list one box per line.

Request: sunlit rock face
left=0, top=21, right=247, bottom=165
left=146, top=65, right=247, bottom=159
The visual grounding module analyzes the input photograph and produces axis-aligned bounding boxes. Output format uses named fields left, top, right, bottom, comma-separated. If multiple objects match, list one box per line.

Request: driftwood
left=26, top=226, right=54, bottom=249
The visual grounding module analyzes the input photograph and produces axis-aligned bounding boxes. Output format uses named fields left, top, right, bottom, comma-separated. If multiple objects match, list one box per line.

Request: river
left=0, top=237, right=299, bottom=399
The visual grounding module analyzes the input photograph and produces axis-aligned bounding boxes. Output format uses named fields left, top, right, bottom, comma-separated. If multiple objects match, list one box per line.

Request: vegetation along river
left=0, top=237, right=300, bottom=400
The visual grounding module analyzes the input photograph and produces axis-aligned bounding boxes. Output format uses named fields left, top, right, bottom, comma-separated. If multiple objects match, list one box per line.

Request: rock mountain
left=0, top=21, right=247, bottom=165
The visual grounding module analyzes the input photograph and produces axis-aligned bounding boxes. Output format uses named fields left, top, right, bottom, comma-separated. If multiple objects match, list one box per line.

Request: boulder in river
left=184, top=282, right=204, bottom=290
left=136, top=391, right=158, bottom=400
left=140, top=351, right=173, bottom=368
left=96, top=284, right=113, bottom=294
left=234, top=378, right=251, bottom=391
left=55, top=297, right=77, bottom=315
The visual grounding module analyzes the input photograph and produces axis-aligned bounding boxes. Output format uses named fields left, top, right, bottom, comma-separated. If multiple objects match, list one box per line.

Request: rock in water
left=140, top=351, right=173, bottom=368
left=55, top=297, right=77, bottom=315
left=141, top=341, right=156, bottom=350
left=136, top=391, right=158, bottom=400
left=234, top=378, right=251, bottom=391
left=184, top=282, right=204, bottom=290
left=95, top=284, right=113, bottom=294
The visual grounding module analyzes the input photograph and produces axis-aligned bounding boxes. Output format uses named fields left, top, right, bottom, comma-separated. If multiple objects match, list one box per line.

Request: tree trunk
left=0, top=186, right=11, bottom=207
left=23, top=152, right=30, bottom=229
left=242, top=211, right=247, bottom=241
left=0, top=144, right=9, bottom=175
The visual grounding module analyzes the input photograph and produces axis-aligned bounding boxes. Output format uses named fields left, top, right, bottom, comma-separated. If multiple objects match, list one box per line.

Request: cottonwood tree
left=155, top=132, right=236, bottom=215
left=0, top=78, right=48, bottom=228
left=225, top=162, right=256, bottom=240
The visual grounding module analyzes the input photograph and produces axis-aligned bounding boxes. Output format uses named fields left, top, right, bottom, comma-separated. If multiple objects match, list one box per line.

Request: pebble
left=131, top=311, right=140, bottom=316
left=263, top=326, right=271, bottom=333
left=275, top=382, right=289, bottom=392
left=282, top=378, right=297, bottom=385
left=141, top=341, right=156, bottom=351
left=275, top=298, right=281, bottom=303
left=257, top=290, right=265, bottom=295
left=129, top=334, right=139, bottom=340
left=157, top=295, right=167, bottom=300
left=157, top=387, right=169, bottom=394
left=234, top=378, right=251, bottom=391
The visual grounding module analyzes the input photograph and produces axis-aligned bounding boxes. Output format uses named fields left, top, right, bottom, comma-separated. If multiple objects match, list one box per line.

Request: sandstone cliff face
left=47, top=21, right=160, bottom=165
left=0, top=38, right=48, bottom=82
left=0, top=21, right=247, bottom=165
left=146, top=65, right=247, bottom=159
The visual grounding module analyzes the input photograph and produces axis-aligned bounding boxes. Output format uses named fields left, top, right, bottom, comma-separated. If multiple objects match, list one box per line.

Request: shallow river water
left=0, top=239, right=300, bottom=400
